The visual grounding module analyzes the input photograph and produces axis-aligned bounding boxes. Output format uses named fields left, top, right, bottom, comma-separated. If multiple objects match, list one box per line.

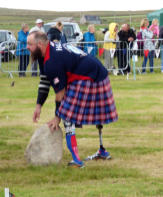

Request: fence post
left=0, top=52, right=2, bottom=72
left=132, top=55, right=136, bottom=80
left=4, top=188, right=9, bottom=197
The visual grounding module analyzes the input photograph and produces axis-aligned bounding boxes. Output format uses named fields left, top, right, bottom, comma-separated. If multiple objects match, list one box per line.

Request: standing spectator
left=29, top=19, right=45, bottom=76
left=16, top=23, right=30, bottom=77
left=140, top=18, right=155, bottom=73
left=149, top=19, right=159, bottom=39
left=47, top=21, right=67, bottom=43
left=103, top=23, right=118, bottom=70
left=118, top=24, right=136, bottom=74
left=159, top=26, right=163, bottom=73
left=29, top=19, right=45, bottom=33
left=27, top=31, right=118, bottom=168
left=83, top=24, right=97, bottom=57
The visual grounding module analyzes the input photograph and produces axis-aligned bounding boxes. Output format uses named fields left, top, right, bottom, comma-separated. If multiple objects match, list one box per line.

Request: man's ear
left=37, top=41, right=42, bottom=48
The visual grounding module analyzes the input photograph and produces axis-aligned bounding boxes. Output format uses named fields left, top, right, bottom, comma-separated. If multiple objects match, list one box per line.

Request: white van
left=44, top=22, right=83, bottom=43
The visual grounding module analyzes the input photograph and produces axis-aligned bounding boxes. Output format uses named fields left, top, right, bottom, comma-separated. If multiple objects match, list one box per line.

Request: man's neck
left=42, top=42, right=49, bottom=57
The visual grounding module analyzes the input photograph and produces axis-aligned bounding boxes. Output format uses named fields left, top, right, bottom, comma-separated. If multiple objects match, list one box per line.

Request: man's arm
left=48, top=88, right=65, bottom=131
left=33, top=74, right=50, bottom=122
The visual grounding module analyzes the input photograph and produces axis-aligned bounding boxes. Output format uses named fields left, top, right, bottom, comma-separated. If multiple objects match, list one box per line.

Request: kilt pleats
left=57, top=77, right=118, bottom=125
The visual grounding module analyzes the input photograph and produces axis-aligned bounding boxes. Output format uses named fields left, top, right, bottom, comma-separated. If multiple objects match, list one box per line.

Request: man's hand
left=47, top=116, right=61, bottom=131
left=33, top=104, right=41, bottom=123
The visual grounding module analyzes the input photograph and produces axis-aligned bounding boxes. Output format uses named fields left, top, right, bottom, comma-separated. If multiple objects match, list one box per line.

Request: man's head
left=21, top=23, right=29, bottom=33
left=88, top=24, right=95, bottom=34
left=36, top=19, right=44, bottom=28
left=121, top=24, right=128, bottom=32
left=27, top=31, right=48, bottom=61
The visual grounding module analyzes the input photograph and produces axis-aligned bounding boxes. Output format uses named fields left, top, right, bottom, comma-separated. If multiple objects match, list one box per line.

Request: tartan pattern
left=57, top=77, right=118, bottom=125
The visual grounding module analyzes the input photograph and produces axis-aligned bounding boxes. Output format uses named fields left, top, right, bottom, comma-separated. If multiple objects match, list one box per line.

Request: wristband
left=55, top=101, right=61, bottom=115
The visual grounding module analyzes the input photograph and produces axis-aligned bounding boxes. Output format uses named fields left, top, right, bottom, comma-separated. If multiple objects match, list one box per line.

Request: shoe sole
left=85, top=155, right=111, bottom=161
left=68, top=163, right=85, bottom=168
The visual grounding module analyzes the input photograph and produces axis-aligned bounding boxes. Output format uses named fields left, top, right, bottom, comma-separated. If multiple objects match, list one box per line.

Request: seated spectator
left=83, top=24, right=97, bottom=57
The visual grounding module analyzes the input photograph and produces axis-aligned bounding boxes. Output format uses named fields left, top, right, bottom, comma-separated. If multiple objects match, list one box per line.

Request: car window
left=63, top=25, right=74, bottom=39
left=0, top=32, right=6, bottom=43
left=44, top=25, right=52, bottom=33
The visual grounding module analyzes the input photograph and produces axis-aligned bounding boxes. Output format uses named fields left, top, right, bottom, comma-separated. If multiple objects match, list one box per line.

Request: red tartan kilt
left=57, top=77, right=118, bottom=125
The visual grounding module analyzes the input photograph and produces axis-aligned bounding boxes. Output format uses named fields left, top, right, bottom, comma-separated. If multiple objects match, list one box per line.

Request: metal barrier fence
left=0, top=39, right=163, bottom=79
left=129, top=39, right=163, bottom=77
left=0, top=41, right=38, bottom=78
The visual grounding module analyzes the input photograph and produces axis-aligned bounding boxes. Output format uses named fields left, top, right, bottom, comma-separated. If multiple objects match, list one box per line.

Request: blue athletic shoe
left=68, top=160, right=85, bottom=168
left=85, top=149, right=111, bottom=161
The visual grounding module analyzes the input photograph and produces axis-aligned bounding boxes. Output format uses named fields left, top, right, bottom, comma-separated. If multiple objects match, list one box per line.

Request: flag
left=155, top=49, right=160, bottom=58
left=110, top=49, right=115, bottom=58
left=99, top=48, right=104, bottom=56
left=144, top=50, right=149, bottom=58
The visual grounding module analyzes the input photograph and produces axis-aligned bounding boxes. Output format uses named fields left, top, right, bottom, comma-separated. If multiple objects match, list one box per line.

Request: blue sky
left=0, top=0, right=162, bottom=11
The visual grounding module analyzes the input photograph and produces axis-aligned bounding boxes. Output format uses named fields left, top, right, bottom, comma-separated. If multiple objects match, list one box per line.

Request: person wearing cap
left=29, top=19, right=45, bottom=33
left=29, top=19, right=45, bottom=76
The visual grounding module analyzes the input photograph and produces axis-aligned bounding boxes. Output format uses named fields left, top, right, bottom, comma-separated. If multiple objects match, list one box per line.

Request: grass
left=0, top=71, right=163, bottom=196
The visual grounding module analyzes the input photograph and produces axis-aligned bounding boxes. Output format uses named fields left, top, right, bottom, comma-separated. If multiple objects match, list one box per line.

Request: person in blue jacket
left=16, top=23, right=30, bottom=77
left=83, top=24, right=97, bottom=57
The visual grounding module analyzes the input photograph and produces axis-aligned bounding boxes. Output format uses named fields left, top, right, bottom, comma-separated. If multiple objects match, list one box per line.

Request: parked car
left=44, top=22, right=83, bottom=43
left=0, top=30, right=17, bottom=62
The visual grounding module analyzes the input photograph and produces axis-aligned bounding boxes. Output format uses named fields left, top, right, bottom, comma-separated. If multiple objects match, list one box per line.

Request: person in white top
left=29, top=19, right=45, bottom=76
left=29, top=19, right=45, bottom=33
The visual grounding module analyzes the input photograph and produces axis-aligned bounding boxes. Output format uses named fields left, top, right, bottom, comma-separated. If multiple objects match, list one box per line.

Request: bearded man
left=27, top=31, right=118, bottom=168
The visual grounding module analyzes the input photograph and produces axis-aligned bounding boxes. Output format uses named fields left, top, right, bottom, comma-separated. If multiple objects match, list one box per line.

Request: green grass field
left=0, top=71, right=163, bottom=197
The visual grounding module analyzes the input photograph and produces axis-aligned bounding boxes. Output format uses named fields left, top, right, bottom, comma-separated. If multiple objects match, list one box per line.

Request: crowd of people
left=15, top=18, right=163, bottom=77
left=102, top=18, right=163, bottom=74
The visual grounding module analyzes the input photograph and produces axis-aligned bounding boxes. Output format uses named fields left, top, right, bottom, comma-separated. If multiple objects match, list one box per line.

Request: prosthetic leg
left=85, top=125, right=111, bottom=161
left=64, top=121, right=84, bottom=168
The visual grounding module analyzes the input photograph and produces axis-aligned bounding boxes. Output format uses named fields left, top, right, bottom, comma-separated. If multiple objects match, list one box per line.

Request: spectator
left=27, top=31, right=118, bottom=168
left=140, top=18, right=155, bottom=73
left=103, top=23, right=119, bottom=70
left=149, top=18, right=159, bottom=39
left=118, top=24, right=136, bottom=74
left=29, top=19, right=45, bottom=76
left=16, top=23, right=30, bottom=77
left=159, top=26, right=163, bottom=73
left=47, top=21, right=67, bottom=43
left=83, top=24, right=97, bottom=57
left=29, top=19, right=45, bottom=33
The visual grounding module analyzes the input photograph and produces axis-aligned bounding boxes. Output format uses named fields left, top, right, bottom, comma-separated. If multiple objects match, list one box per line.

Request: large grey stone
left=25, top=124, right=63, bottom=166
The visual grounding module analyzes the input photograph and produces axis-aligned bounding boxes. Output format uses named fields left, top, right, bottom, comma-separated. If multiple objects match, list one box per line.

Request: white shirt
left=104, top=31, right=119, bottom=42
left=29, top=26, right=45, bottom=33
